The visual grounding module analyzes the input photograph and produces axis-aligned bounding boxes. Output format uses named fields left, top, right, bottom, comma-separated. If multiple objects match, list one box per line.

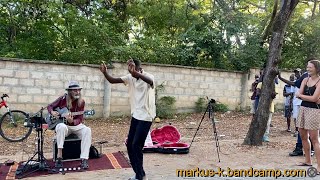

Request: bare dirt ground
left=0, top=112, right=317, bottom=179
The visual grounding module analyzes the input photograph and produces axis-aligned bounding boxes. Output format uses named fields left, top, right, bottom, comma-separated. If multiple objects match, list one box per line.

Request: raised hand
left=127, top=59, right=134, bottom=65
left=127, top=59, right=139, bottom=77
left=99, top=62, right=107, bottom=73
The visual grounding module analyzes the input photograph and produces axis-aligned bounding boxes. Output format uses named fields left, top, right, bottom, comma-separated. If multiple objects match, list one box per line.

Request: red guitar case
left=143, top=125, right=190, bottom=154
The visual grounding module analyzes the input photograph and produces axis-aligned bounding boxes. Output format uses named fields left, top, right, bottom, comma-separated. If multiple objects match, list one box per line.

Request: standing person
left=254, top=68, right=265, bottom=113
left=99, top=59, right=155, bottom=180
left=255, top=80, right=277, bottom=142
left=279, top=68, right=312, bottom=156
left=250, top=74, right=259, bottom=115
left=291, top=70, right=303, bottom=137
left=295, top=60, right=320, bottom=172
left=254, top=65, right=278, bottom=142
left=47, top=81, right=92, bottom=169
left=283, top=74, right=295, bottom=132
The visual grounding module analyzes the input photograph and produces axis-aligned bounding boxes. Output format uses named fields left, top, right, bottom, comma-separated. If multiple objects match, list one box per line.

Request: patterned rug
left=0, top=151, right=131, bottom=180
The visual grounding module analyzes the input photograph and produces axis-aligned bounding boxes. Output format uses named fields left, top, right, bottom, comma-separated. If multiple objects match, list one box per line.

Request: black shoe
left=81, top=159, right=89, bottom=169
left=289, top=148, right=303, bottom=156
left=55, top=158, right=63, bottom=168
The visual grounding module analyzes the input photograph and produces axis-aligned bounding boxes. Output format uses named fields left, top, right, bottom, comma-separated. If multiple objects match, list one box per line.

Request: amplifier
left=53, top=138, right=81, bottom=162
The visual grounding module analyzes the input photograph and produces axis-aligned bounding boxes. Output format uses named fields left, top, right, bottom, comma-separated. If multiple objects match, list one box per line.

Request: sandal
left=296, top=162, right=312, bottom=166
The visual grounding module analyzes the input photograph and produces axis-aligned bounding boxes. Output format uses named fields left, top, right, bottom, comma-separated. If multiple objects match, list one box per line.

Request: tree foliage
left=0, top=0, right=319, bottom=70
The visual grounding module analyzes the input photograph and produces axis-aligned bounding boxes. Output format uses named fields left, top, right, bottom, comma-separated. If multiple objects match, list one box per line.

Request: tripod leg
left=16, top=115, right=53, bottom=179
left=16, top=152, right=39, bottom=175
left=191, top=101, right=221, bottom=162
left=190, top=104, right=210, bottom=148
left=210, top=107, right=221, bottom=162
left=214, top=131, right=221, bottom=162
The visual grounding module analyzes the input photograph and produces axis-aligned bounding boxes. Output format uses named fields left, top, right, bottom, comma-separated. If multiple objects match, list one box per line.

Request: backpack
left=89, top=145, right=101, bottom=159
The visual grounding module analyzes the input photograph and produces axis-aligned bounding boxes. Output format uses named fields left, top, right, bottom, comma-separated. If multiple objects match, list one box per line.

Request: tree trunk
left=243, top=0, right=299, bottom=146
left=260, top=0, right=278, bottom=46
left=311, top=0, right=318, bottom=19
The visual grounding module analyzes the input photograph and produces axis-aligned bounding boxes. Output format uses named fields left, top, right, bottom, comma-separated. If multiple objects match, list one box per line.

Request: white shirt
left=121, top=71, right=156, bottom=122
left=291, top=86, right=302, bottom=106
left=284, top=85, right=292, bottom=106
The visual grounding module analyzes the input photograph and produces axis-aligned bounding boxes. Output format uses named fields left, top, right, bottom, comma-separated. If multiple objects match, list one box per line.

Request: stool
left=53, top=134, right=82, bottom=162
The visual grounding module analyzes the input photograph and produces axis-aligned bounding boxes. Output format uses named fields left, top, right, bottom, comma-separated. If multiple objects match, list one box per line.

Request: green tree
left=244, top=0, right=300, bottom=146
left=0, top=0, right=319, bottom=71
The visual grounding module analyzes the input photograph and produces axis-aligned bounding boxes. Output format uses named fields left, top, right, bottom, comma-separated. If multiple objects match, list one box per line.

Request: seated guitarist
left=47, top=81, right=91, bottom=169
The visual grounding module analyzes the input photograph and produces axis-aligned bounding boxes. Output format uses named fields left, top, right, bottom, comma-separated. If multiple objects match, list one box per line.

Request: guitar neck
left=57, top=108, right=93, bottom=118
left=70, top=111, right=84, bottom=116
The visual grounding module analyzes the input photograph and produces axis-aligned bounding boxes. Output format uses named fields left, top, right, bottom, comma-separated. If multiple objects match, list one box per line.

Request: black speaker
left=53, top=139, right=81, bottom=161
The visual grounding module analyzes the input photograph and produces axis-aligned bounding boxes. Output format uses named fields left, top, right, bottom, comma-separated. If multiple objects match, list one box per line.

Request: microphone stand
left=16, top=107, right=54, bottom=178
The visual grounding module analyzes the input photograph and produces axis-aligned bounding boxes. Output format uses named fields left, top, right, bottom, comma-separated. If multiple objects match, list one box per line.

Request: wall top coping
left=1, top=57, right=296, bottom=74
left=111, top=61, right=246, bottom=74
left=1, top=57, right=245, bottom=73
left=0, top=57, right=101, bottom=68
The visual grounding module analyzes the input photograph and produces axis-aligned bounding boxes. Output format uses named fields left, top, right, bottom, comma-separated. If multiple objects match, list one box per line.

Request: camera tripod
left=190, top=98, right=221, bottom=162
left=15, top=107, right=54, bottom=179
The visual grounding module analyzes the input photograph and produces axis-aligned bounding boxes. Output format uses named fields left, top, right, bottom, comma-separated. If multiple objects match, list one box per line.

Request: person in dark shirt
left=278, top=68, right=311, bottom=156
left=250, top=74, right=259, bottom=115
left=47, top=81, right=92, bottom=169
left=279, top=69, right=308, bottom=88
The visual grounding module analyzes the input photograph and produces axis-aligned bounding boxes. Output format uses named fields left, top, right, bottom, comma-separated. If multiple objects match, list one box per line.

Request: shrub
left=214, top=103, right=229, bottom=112
left=156, top=96, right=176, bottom=118
left=195, top=97, right=206, bottom=112
left=195, top=97, right=228, bottom=113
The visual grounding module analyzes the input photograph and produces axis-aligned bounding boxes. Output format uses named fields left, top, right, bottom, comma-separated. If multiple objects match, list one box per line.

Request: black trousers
left=296, top=132, right=314, bottom=151
left=126, top=117, right=152, bottom=180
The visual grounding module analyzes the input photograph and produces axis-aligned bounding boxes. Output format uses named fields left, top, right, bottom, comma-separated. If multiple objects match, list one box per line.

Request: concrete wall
left=0, top=58, right=105, bottom=116
left=109, top=63, right=245, bottom=115
left=0, top=58, right=293, bottom=117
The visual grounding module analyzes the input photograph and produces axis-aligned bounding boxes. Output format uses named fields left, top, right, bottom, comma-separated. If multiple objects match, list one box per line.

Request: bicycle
left=0, top=93, right=32, bottom=142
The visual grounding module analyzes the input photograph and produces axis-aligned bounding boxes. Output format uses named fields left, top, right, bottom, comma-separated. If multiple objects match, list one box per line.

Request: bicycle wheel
left=0, top=110, right=32, bottom=142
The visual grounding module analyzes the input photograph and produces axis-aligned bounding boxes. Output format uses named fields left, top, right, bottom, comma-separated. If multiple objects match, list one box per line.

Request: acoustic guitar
left=45, top=107, right=95, bottom=130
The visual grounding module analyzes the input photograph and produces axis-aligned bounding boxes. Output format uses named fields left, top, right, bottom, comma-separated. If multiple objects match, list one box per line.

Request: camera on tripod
left=190, top=97, right=221, bottom=162
left=24, top=112, right=46, bottom=129
left=30, top=115, right=46, bottom=130
left=209, top=99, right=216, bottom=104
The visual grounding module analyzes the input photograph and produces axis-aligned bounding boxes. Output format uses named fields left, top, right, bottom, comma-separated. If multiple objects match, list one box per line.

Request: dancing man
left=100, top=59, right=155, bottom=180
